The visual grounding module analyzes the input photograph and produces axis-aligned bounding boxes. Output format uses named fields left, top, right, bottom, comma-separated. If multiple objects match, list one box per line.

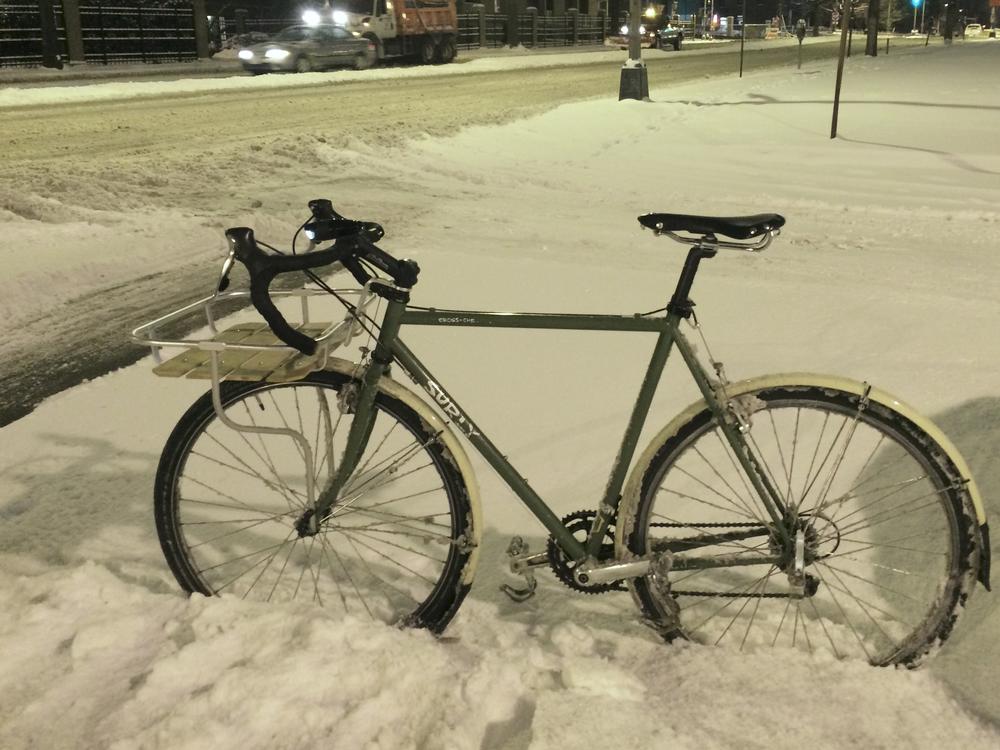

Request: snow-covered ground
left=1, top=42, right=999, bottom=748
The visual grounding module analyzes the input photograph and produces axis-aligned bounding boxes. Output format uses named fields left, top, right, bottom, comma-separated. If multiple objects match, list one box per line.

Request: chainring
left=546, top=509, right=626, bottom=594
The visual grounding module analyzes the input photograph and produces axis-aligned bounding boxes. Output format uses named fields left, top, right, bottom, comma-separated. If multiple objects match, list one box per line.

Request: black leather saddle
left=638, top=213, right=785, bottom=241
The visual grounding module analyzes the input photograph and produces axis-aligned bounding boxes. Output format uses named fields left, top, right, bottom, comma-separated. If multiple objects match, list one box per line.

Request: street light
left=911, top=0, right=919, bottom=32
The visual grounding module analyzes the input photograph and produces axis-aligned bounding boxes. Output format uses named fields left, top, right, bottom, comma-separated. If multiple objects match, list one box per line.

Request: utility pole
left=619, top=0, right=649, bottom=99
left=37, top=0, right=63, bottom=68
left=831, top=0, right=850, bottom=138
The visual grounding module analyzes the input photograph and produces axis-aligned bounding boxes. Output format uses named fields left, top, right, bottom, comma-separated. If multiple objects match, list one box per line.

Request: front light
left=332, top=10, right=348, bottom=24
left=639, top=24, right=646, bottom=34
left=620, top=24, right=628, bottom=34
left=265, top=48, right=291, bottom=61
left=237, top=49, right=253, bottom=60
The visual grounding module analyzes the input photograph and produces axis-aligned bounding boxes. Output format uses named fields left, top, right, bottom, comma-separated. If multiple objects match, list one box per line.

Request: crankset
left=547, top=510, right=626, bottom=594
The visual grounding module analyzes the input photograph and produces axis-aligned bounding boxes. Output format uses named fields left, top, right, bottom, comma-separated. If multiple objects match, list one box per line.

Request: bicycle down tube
left=310, top=298, right=794, bottom=567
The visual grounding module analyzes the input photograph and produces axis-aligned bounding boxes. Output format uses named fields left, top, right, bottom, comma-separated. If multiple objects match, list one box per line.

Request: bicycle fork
left=298, top=291, right=406, bottom=535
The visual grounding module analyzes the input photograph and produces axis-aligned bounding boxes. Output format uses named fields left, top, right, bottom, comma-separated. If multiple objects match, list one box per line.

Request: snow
left=2, top=42, right=1000, bottom=748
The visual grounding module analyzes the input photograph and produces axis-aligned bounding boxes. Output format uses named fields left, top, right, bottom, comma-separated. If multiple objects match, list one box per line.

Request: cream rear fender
left=617, top=372, right=989, bottom=588
left=323, top=357, right=482, bottom=587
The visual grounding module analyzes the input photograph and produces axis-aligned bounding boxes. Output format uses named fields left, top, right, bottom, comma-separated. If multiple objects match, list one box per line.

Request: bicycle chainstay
left=649, top=520, right=812, bottom=599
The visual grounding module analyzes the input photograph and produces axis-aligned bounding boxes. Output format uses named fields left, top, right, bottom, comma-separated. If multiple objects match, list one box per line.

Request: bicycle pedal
left=500, top=535, right=543, bottom=603
left=500, top=581, right=537, bottom=603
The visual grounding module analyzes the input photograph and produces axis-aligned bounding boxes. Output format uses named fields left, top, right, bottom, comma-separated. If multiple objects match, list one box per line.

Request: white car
left=964, top=23, right=984, bottom=37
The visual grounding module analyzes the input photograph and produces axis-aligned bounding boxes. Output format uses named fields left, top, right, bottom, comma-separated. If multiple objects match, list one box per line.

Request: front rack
left=131, top=286, right=374, bottom=384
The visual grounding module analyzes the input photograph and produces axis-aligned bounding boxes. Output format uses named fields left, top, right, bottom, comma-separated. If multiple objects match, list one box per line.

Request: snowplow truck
left=331, top=0, right=457, bottom=64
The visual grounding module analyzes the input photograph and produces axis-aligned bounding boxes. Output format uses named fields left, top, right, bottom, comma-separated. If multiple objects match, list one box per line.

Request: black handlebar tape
left=225, top=227, right=347, bottom=355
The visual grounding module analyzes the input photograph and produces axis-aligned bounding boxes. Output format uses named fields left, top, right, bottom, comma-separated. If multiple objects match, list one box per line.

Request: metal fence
left=456, top=12, right=508, bottom=48
left=80, top=1, right=197, bottom=64
left=533, top=13, right=572, bottom=46
left=0, top=2, right=66, bottom=67
left=577, top=13, right=604, bottom=43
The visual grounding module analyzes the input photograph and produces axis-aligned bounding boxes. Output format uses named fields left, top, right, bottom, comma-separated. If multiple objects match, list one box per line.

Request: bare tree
left=866, top=0, right=881, bottom=55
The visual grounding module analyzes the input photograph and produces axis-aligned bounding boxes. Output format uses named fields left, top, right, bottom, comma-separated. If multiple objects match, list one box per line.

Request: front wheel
left=619, top=384, right=979, bottom=665
left=355, top=40, right=378, bottom=70
left=154, top=371, right=475, bottom=632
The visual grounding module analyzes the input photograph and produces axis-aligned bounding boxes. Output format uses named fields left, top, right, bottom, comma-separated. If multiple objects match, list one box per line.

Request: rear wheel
left=419, top=37, right=436, bottom=65
left=620, top=385, right=979, bottom=665
left=435, top=36, right=456, bottom=63
left=154, top=371, right=475, bottom=632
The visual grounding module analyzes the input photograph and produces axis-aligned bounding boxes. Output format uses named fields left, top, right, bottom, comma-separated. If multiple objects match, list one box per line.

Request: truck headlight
left=265, top=49, right=291, bottom=61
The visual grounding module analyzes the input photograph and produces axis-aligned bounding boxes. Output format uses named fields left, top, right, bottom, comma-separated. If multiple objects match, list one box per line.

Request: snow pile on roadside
left=1, top=42, right=999, bottom=749
left=1, top=556, right=996, bottom=750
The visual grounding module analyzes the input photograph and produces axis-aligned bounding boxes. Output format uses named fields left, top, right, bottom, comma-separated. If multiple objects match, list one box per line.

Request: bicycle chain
left=648, top=520, right=809, bottom=599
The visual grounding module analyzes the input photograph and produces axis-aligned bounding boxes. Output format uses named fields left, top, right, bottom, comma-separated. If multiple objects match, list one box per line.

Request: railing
left=79, top=1, right=196, bottom=64
left=457, top=12, right=510, bottom=48
left=576, top=13, right=605, bottom=44
left=483, top=12, right=506, bottom=46
left=534, top=14, right=571, bottom=46
left=0, top=2, right=66, bottom=67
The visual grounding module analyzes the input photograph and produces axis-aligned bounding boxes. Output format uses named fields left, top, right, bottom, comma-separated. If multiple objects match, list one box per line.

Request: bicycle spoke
left=179, top=495, right=293, bottom=518
left=199, top=432, right=307, bottom=508
left=657, top=487, right=757, bottom=522
left=240, top=400, right=306, bottom=510
left=771, top=596, right=794, bottom=646
left=320, top=532, right=374, bottom=619
left=332, top=527, right=448, bottom=570
left=189, top=448, right=306, bottom=503
left=739, top=565, right=776, bottom=650
left=186, top=514, right=292, bottom=549
left=688, top=445, right=760, bottom=521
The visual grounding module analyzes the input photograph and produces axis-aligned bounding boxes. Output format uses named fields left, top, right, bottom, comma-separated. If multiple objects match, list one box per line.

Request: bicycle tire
left=154, top=370, right=475, bottom=632
left=619, top=383, right=979, bottom=665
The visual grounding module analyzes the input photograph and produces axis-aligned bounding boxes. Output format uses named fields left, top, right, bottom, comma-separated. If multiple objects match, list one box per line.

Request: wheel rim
left=629, top=388, right=971, bottom=664
left=296, top=56, right=311, bottom=73
left=161, top=380, right=467, bottom=626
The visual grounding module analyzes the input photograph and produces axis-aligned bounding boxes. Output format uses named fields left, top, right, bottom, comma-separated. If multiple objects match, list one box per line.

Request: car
left=964, top=23, right=984, bottom=37
left=238, top=24, right=376, bottom=74
left=610, top=19, right=684, bottom=51
left=653, top=23, right=684, bottom=50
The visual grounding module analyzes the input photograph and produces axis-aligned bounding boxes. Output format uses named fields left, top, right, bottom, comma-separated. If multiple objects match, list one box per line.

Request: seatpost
left=667, top=235, right=718, bottom=318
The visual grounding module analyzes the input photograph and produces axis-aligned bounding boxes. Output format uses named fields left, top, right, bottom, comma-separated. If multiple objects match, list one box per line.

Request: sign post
left=619, top=0, right=649, bottom=100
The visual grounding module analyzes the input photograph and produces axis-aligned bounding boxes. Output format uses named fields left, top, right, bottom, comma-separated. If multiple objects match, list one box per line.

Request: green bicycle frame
left=317, top=294, right=792, bottom=567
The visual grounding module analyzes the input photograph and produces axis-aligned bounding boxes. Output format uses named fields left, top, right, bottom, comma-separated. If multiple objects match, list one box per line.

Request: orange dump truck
left=330, top=0, right=458, bottom=64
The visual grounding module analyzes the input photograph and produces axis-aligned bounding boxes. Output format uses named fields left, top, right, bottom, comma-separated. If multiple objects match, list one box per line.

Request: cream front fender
left=618, top=372, right=988, bottom=547
left=324, top=357, right=482, bottom=586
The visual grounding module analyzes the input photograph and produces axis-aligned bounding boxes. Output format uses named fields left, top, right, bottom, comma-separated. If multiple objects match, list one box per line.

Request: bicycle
left=133, top=199, right=991, bottom=666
